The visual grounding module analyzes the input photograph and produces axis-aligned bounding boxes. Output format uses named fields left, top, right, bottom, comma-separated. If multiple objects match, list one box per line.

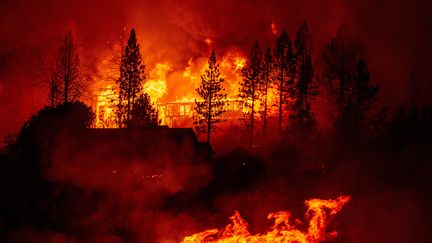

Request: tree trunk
left=207, top=75, right=213, bottom=143
left=251, top=81, right=255, bottom=146
left=263, top=79, right=268, bottom=138
left=278, top=74, right=283, bottom=134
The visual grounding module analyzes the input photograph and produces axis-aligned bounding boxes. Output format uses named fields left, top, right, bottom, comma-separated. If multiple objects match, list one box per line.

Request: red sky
left=1, top=0, right=431, bottom=139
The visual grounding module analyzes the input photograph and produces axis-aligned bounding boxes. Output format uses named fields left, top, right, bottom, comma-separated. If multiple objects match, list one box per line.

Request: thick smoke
left=0, top=2, right=431, bottom=241
left=3, top=124, right=213, bottom=242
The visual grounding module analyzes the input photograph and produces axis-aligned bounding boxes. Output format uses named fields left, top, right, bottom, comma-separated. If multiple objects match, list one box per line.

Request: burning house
left=1, top=0, right=432, bottom=242
left=156, top=99, right=243, bottom=127
left=91, top=43, right=267, bottom=129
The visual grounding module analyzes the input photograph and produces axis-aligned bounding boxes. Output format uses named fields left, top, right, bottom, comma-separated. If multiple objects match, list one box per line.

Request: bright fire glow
left=143, top=62, right=171, bottom=103
left=92, top=42, right=283, bottom=128
left=182, top=195, right=350, bottom=243
left=271, top=22, right=277, bottom=35
left=95, top=84, right=118, bottom=128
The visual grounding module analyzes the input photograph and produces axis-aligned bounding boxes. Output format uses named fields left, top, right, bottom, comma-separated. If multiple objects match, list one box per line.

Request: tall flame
left=182, top=195, right=350, bottom=243
left=143, top=62, right=171, bottom=103
left=92, top=45, right=286, bottom=128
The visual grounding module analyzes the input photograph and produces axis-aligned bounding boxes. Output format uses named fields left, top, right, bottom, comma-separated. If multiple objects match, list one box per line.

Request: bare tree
left=53, top=31, right=85, bottom=104
left=32, top=48, right=61, bottom=107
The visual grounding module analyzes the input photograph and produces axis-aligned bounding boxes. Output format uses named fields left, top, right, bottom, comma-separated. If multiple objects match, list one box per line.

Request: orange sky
left=1, top=0, right=431, bottom=139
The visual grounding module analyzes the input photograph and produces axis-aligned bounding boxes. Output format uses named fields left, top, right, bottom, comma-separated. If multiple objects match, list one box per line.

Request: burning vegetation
left=1, top=1, right=432, bottom=242
left=182, top=196, right=350, bottom=243
left=85, top=19, right=382, bottom=149
left=88, top=22, right=314, bottom=146
left=92, top=40, right=249, bottom=130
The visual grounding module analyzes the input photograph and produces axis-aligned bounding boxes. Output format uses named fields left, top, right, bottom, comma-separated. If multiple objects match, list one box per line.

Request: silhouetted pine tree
left=116, top=28, right=146, bottom=127
left=274, top=30, right=295, bottom=134
left=52, top=31, right=84, bottom=105
left=321, top=24, right=359, bottom=113
left=260, top=47, right=274, bottom=137
left=240, top=41, right=263, bottom=144
left=290, top=21, right=318, bottom=135
left=335, top=58, right=379, bottom=143
left=195, top=50, right=227, bottom=142
left=396, top=68, right=422, bottom=138
left=129, top=93, right=158, bottom=127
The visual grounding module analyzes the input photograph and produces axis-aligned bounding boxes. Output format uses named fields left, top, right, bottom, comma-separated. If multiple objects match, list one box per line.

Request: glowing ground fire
left=182, top=196, right=350, bottom=243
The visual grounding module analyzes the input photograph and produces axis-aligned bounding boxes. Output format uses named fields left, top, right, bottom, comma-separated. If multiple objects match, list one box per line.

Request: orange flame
left=95, top=84, right=118, bottom=128
left=182, top=195, right=350, bottom=243
left=92, top=45, right=284, bottom=128
left=143, top=62, right=171, bottom=103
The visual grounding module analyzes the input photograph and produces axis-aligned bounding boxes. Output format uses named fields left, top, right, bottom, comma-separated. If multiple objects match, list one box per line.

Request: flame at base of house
left=156, top=99, right=244, bottom=127
left=94, top=92, right=245, bottom=128
left=90, top=47, right=269, bottom=129
left=182, top=195, right=350, bottom=243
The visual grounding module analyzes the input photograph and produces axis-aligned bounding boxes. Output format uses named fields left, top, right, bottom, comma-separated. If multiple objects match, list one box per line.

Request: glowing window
left=180, top=105, right=185, bottom=116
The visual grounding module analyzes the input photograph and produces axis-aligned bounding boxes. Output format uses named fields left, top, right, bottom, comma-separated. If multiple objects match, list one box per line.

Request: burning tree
left=290, top=21, right=318, bottom=135
left=116, top=28, right=146, bottom=127
left=239, top=41, right=263, bottom=144
left=51, top=31, right=84, bottom=105
left=195, top=50, right=227, bottom=142
left=274, top=30, right=295, bottom=134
